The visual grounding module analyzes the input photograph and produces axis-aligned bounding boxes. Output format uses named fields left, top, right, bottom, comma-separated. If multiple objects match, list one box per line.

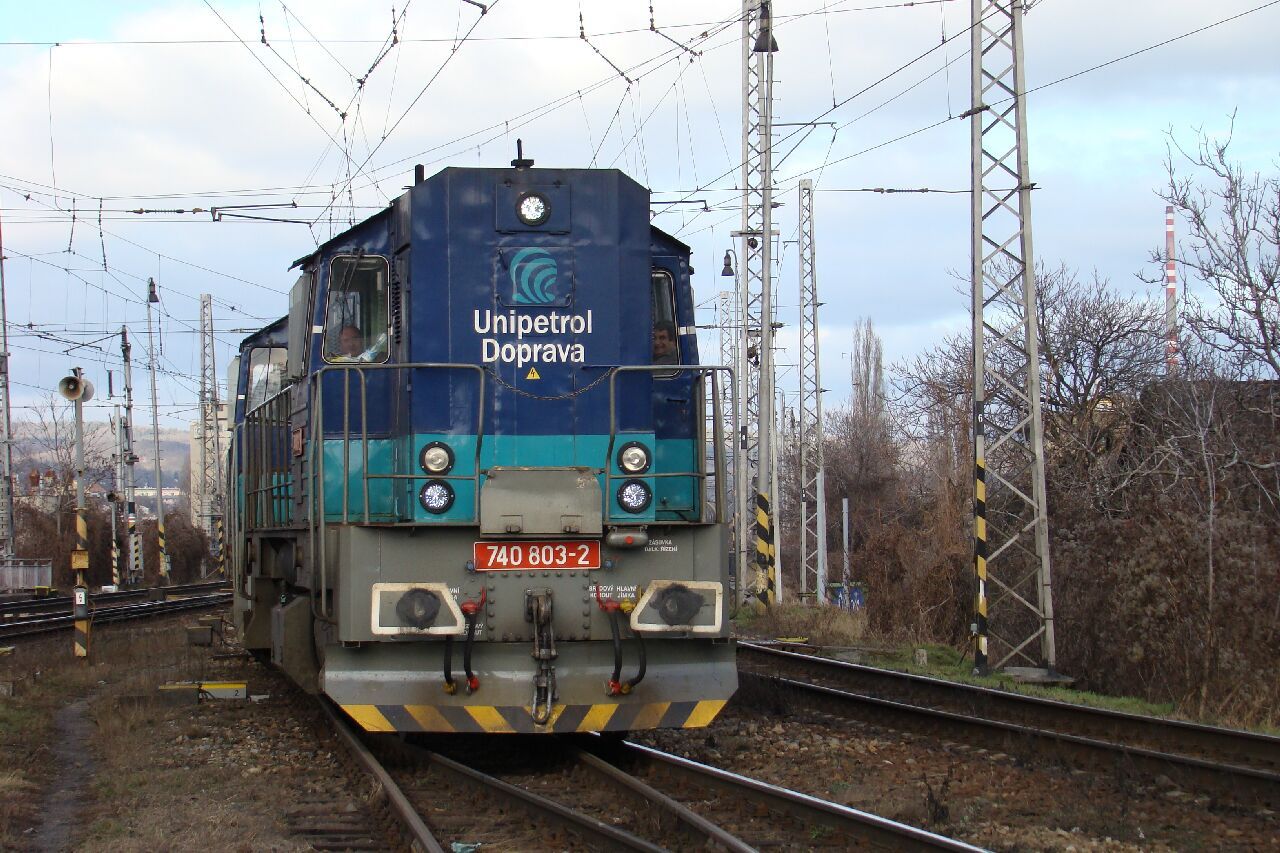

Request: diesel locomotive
left=226, top=150, right=737, bottom=733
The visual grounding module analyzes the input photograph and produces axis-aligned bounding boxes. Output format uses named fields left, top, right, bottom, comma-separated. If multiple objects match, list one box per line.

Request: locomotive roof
left=238, top=314, right=287, bottom=352
left=289, top=164, right=683, bottom=271
left=650, top=225, right=690, bottom=255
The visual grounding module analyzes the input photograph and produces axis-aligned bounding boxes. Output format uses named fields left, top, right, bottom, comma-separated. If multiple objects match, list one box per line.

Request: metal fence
left=0, top=560, right=54, bottom=591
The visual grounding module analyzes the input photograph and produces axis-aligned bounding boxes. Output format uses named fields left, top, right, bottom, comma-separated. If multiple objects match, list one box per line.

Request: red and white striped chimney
left=1165, top=205, right=1178, bottom=372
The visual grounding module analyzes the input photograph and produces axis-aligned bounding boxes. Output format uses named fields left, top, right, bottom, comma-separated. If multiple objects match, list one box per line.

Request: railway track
left=738, top=641, right=1280, bottom=809
left=0, top=580, right=228, bottom=620
left=322, top=699, right=980, bottom=852
left=0, top=591, right=232, bottom=641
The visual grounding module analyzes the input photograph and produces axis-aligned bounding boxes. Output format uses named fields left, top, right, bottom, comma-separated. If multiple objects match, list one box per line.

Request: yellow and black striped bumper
left=341, top=699, right=727, bottom=734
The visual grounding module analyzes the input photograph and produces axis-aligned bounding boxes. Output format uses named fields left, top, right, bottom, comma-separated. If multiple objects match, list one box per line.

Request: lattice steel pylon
left=197, top=295, right=224, bottom=556
left=969, top=0, right=1056, bottom=673
left=797, top=180, right=828, bottom=603
left=736, top=0, right=780, bottom=606
left=0, top=212, right=15, bottom=561
left=716, top=289, right=741, bottom=580
left=735, top=0, right=765, bottom=603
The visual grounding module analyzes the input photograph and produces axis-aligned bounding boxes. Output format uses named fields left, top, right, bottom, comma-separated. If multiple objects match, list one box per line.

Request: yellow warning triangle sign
left=526, top=366, right=541, bottom=380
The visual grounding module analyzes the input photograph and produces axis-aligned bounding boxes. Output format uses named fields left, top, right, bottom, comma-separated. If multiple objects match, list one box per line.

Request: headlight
left=419, top=441, right=455, bottom=474
left=418, top=480, right=455, bottom=514
left=617, top=441, right=651, bottom=474
left=396, top=588, right=441, bottom=629
left=516, top=191, right=550, bottom=226
left=617, top=479, right=652, bottom=513
left=655, top=584, right=706, bottom=626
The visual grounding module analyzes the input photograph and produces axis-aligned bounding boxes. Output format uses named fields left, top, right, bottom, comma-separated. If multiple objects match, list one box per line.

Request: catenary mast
left=146, top=279, right=170, bottom=582
left=969, top=0, right=1056, bottom=673
left=197, top=294, right=224, bottom=555
left=737, top=1, right=780, bottom=606
left=797, top=179, right=828, bottom=602
left=0, top=212, right=15, bottom=561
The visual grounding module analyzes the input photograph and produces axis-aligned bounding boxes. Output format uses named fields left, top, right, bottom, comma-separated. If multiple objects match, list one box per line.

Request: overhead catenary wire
left=0, top=183, right=286, bottom=297
left=201, top=0, right=351, bottom=153
left=3, top=2, right=743, bottom=212
left=662, top=0, right=1000, bottom=239
left=580, top=8, right=633, bottom=84
left=307, top=0, right=502, bottom=229
left=668, top=0, right=1259, bottom=240
left=8, top=0, right=1270, bottom=430
left=2, top=0, right=955, bottom=47
left=7, top=0, right=748, bottom=209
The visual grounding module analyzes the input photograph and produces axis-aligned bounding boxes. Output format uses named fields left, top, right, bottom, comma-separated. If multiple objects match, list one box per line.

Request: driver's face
left=339, top=328, right=363, bottom=356
left=653, top=330, right=674, bottom=357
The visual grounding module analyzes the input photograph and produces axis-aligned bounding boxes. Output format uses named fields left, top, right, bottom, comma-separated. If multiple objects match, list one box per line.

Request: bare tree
left=17, top=395, right=114, bottom=531
left=850, top=318, right=886, bottom=423
left=828, top=320, right=895, bottom=516
left=1032, top=266, right=1168, bottom=513
left=1159, top=120, right=1280, bottom=379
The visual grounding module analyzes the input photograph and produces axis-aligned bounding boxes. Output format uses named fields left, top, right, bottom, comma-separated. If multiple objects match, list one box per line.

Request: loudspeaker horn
left=58, top=376, right=94, bottom=402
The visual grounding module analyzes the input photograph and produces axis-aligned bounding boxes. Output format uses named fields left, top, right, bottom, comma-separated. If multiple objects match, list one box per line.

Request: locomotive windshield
left=323, top=255, right=389, bottom=363
left=245, top=346, right=287, bottom=410
left=651, top=269, right=679, bottom=367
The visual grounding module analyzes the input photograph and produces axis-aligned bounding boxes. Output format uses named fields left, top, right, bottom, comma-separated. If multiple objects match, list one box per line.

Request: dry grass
left=0, top=768, right=38, bottom=839
left=0, top=615, right=229, bottom=846
left=736, top=602, right=870, bottom=647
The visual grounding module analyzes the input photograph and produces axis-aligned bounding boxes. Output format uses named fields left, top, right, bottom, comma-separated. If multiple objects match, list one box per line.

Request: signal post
left=60, top=369, right=95, bottom=658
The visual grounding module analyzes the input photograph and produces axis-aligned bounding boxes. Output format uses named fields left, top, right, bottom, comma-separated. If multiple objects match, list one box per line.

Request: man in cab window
left=338, top=325, right=365, bottom=359
left=652, top=321, right=679, bottom=365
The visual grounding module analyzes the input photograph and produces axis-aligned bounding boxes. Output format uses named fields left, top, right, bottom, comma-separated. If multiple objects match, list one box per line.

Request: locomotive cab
left=230, top=157, right=737, bottom=733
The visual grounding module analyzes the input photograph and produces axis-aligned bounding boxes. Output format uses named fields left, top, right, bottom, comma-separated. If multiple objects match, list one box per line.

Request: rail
left=324, top=686, right=978, bottom=850
left=738, top=643, right=1280, bottom=808
left=0, top=592, right=231, bottom=641
left=597, top=738, right=984, bottom=851
left=0, top=580, right=228, bottom=620
left=319, top=699, right=444, bottom=853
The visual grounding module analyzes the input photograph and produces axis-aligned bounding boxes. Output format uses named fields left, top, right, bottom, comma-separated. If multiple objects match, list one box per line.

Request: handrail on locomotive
left=238, top=361, right=737, bottom=619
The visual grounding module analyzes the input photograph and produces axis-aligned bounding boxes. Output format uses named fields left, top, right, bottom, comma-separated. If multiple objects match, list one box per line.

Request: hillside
left=11, top=419, right=191, bottom=489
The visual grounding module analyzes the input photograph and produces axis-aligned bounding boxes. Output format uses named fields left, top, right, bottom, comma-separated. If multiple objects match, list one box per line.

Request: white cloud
left=1, top=0, right=1277, bottom=424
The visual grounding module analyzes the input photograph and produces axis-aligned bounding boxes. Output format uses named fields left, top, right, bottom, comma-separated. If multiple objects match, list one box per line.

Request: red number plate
left=473, top=541, right=601, bottom=572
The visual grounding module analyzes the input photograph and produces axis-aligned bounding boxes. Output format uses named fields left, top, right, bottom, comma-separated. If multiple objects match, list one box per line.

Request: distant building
left=132, top=486, right=184, bottom=517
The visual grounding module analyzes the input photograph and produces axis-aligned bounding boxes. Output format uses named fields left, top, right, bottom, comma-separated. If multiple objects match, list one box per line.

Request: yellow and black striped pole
left=67, top=367, right=91, bottom=659
left=214, top=515, right=225, bottom=578
left=754, top=492, right=776, bottom=607
left=73, top=509, right=90, bottom=658
left=973, top=439, right=989, bottom=675
left=109, top=523, right=120, bottom=588
left=72, top=541, right=90, bottom=659
left=128, top=506, right=141, bottom=585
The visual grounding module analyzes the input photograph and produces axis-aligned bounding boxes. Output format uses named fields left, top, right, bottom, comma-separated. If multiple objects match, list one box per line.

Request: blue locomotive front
left=227, top=154, right=737, bottom=733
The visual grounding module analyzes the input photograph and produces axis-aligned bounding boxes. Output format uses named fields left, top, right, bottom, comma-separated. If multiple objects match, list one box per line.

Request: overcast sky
left=2, top=0, right=1277, bottom=428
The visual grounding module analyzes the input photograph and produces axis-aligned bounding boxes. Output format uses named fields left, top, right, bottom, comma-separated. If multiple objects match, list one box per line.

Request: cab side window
left=651, top=270, right=679, bottom=367
left=246, top=347, right=288, bottom=411
left=323, top=255, right=389, bottom=363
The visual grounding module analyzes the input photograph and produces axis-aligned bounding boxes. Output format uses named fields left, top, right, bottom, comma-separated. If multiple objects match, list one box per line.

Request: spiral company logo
left=509, top=248, right=558, bottom=305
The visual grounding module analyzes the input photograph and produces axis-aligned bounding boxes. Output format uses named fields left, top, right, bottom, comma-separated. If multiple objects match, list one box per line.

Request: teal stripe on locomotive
left=655, top=438, right=697, bottom=521
left=320, top=433, right=703, bottom=523
left=321, top=439, right=399, bottom=520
